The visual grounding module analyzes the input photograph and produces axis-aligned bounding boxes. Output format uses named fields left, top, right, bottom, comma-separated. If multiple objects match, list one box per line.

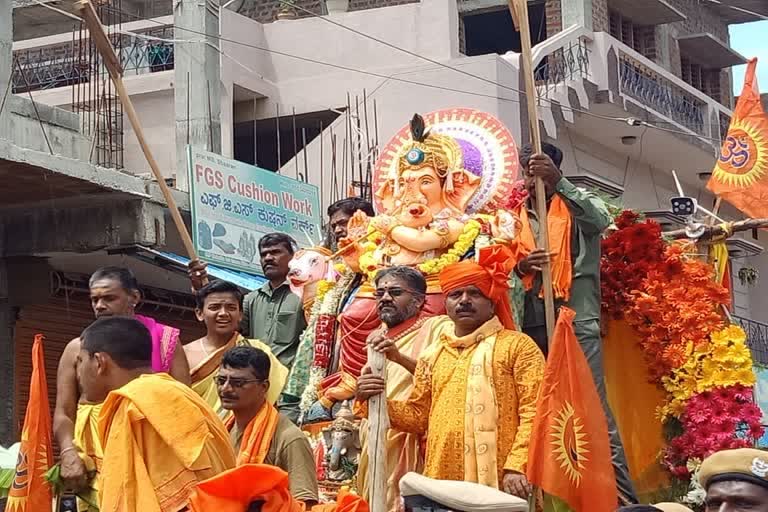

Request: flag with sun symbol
left=526, top=308, right=616, bottom=512
left=6, top=335, right=54, bottom=512
left=708, top=58, right=768, bottom=219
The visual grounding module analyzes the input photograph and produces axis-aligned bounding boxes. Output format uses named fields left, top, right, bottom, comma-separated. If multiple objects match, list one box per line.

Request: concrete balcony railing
left=733, top=315, right=768, bottom=366
left=528, top=25, right=732, bottom=150
left=11, top=17, right=174, bottom=94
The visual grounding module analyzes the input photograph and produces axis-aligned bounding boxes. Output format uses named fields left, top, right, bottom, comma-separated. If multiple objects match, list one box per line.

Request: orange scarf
left=226, top=402, right=280, bottom=465
left=518, top=196, right=573, bottom=301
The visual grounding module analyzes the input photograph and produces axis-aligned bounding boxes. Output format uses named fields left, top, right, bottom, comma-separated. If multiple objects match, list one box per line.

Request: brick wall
left=545, top=0, right=562, bottom=36
left=591, top=0, right=609, bottom=32
left=240, top=0, right=418, bottom=24
left=666, top=0, right=729, bottom=42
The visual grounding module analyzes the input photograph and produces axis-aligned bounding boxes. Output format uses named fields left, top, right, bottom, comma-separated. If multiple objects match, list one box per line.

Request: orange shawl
left=97, top=374, right=235, bottom=512
left=518, top=196, right=573, bottom=300
left=188, top=464, right=303, bottom=512
left=438, top=244, right=516, bottom=329
left=188, top=464, right=369, bottom=512
left=226, top=402, right=280, bottom=465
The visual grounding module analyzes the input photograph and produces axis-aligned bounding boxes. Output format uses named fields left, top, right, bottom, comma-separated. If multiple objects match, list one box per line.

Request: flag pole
left=508, top=0, right=556, bottom=343
left=76, top=0, right=203, bottom=272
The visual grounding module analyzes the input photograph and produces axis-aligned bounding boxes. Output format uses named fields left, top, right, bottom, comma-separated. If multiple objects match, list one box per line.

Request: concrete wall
left=3, top=96, right=91, bottom=160
left=123, top=89, right=176, bottom=180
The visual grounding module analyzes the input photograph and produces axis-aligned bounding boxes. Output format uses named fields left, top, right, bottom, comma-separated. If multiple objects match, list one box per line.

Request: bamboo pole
left=664, top=217, right=768, bottom=240
left=509, top=0, right=556, bottom=341
left=366, top=343, right=389, bottom=512
left=76, top=0, right=199, bottom=267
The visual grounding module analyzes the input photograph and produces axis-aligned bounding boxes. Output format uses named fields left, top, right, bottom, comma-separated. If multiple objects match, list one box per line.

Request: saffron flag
left=526, top=308, right=617, bottom=512
left=6, top=335, right=54, bottom=512
left=707, top=58, right=768, bottom=219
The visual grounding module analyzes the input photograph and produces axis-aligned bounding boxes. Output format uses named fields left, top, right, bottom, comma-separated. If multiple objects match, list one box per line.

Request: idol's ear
left=443, top=170, right=481, bottom=213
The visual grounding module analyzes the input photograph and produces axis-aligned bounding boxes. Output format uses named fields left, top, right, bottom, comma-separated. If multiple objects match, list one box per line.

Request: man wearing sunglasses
left=356, top=266, right=448, bottom=512
left=217, top=346, right=318, bottom=506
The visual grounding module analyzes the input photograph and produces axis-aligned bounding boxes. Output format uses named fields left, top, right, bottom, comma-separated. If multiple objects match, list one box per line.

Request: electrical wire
left=25, top=0, right=736, bottom=146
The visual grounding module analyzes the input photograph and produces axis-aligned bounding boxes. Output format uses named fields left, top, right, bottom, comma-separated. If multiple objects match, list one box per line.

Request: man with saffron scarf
left=218, top=346, right=319, bottom=506
left=53, top=266, right=190, bottom=510
left=357, top=245, right=545, bottom=497
left=76, top=316, right=234, bottom=511
left=514, top=143, right=637, bottom=503
left=356, top=266, right=446, bottom=512
left=186, top=280, right=288, bottom=419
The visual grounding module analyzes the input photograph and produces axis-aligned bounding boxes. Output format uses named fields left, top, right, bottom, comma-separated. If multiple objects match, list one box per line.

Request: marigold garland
left=357, top=218, right=482, bottom=282
left=600, top=211, right=666, bottom=318
left=660, top=325, right=755, bottom=419
left=624, top=244, right=730, bottom=381
left=600, top=210, right=759, bottom=485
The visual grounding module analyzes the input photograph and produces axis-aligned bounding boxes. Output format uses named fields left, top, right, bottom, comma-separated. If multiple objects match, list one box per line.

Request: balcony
left=12, top=22, right=174, bottom=94
left=734, top=316, right=768, bottom=366
left=530, top=26, right=733, bottom=152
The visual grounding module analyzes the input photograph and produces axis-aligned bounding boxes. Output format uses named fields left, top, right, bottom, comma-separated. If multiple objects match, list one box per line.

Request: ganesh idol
left=286, top=109, right=524, bottom=422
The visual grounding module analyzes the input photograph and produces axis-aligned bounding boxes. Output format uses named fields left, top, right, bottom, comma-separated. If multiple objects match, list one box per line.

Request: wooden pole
left=509, top=0, right=556, bottom=341
left=664, top=217, right=768, bottom=240
left=366, top=343, right=389, bottom=512
left=76, top=0, right=199, bottom=265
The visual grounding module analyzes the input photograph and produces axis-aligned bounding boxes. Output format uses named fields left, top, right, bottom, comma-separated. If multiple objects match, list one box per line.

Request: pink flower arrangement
left=664, top=385, right=764, bottom=474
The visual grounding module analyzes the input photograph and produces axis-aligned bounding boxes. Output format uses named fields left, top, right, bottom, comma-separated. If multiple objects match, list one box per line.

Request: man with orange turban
left=357, top=245, right=545, bottom=498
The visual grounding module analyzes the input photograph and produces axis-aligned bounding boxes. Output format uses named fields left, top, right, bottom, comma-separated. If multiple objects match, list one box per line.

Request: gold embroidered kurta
left=388, top=321, right=545, bottom=485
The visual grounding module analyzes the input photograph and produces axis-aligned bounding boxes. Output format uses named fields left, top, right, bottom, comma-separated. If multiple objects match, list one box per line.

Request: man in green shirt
left=242, top=232, right=306, bottom=370
left=515, top=143, right=638, bottom=505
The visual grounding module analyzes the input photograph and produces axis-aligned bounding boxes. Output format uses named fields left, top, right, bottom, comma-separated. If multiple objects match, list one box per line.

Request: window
left=680, top=56, right=723, bottom=102
left=462, top=2, right=547, bottom=57
left=609, top=9, right=657, bottom=61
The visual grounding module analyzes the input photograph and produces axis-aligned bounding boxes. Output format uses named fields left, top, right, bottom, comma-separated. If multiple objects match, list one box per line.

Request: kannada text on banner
left=188, top=146, right=321, bottom=275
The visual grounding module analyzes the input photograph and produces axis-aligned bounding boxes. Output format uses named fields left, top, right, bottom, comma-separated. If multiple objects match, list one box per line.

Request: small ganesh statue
left=321, top=401, right=361, bottom=482
left=295, top=109, right=521, bottom=423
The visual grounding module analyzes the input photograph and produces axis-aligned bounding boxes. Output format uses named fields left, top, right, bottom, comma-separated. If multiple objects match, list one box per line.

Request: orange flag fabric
left=5, top=334, right=54, bottom=512
left=526, top=308, right=617, bottom=512
left=707, top=58, right=768, bottom=219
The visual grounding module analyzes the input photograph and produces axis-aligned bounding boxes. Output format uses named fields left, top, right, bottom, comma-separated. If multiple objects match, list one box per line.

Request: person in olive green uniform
left=242, top=233, right=306, bottom=370
left=514, top=143, right=638, bottom=505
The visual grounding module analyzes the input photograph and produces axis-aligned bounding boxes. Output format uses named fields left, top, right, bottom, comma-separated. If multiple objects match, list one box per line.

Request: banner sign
left=188, top=146, right=321, bottom=275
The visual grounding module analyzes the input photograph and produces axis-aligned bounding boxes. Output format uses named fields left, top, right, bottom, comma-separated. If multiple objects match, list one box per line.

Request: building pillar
left=0, top=257, right=15, bottom=446
left=560, top=0, right=591, bottom=30
left=0, top=0, right=12, bottom=140
left=174, top=0, right=222, bottom=191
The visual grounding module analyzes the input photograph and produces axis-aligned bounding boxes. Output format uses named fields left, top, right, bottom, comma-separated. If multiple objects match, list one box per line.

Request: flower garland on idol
left=600, top=211, right=763, bottom=484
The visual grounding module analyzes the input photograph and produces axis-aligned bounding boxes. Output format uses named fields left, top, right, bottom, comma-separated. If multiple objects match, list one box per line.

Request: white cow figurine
left=288, top=247, right=336, bottom=319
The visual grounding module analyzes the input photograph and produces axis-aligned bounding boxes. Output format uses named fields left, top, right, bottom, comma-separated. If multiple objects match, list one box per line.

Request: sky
left=729, top=20, right=768, bottom=94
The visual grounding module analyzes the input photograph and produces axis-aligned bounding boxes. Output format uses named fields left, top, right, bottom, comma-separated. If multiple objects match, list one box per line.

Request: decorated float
left=283, top=106, right=766, bottom=508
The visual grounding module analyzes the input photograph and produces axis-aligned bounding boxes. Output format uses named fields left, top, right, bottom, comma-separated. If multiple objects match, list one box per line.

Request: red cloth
left=438, top=245, right=516, bottom=329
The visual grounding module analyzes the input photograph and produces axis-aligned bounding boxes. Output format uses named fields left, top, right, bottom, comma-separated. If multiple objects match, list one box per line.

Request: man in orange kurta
left=77, top=316, right=235, bottom=512
left=357, top=245, right=545, bottom=497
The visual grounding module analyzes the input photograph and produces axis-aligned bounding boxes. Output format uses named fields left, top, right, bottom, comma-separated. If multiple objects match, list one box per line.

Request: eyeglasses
left=373, top=287, right=418, bottom=299
left=214, top=375, right=264, bottom=388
